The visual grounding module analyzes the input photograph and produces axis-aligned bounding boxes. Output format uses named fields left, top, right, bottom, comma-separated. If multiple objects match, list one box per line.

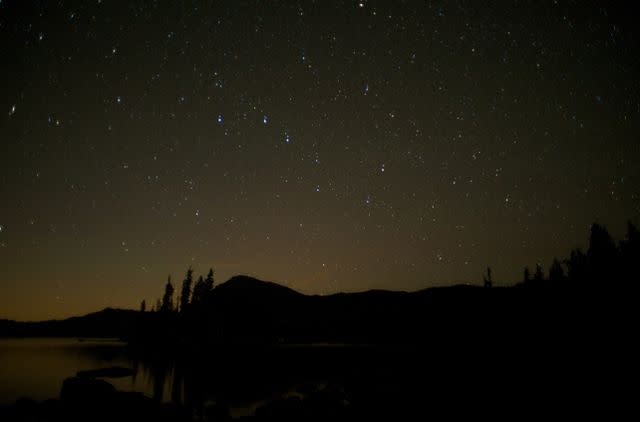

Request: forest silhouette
left=1, top=220, right=636, bottom=420
left=127, top=220, right=638, bottom=347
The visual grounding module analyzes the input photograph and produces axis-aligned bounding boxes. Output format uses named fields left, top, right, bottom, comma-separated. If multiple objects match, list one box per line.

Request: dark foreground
left=2, top=281, right=637, bottom=420
left=2, top=221, right=636, bottom=419
left=1, top=318, right=633, bottom=421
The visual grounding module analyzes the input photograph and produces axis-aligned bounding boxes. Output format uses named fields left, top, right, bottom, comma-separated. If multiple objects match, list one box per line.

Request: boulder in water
left=76, top=366, right=135, bottom=378
left=60, top=377, right=116, bottom=403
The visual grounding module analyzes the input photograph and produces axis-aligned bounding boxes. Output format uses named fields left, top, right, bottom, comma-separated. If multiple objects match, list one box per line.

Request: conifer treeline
left=141, top=267, right=215, bottom=313
left=138, top=221, right=639, bottom=312
left=515, top=221, right=639, bottom=286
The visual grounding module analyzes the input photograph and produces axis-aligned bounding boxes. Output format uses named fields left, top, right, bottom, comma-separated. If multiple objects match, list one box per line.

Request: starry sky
left=1, top=0, right=639, bottom=320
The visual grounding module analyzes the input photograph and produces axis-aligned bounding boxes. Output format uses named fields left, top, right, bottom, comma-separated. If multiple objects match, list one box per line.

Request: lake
left=0, top=337, right=355, bottom=416
left=0, top=337, right=173, bottom=405
left=0, top=337, right=433, bottom=418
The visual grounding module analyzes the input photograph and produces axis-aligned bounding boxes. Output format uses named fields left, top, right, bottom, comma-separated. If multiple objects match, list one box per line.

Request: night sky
left=1, top=1, right=639, bottom=320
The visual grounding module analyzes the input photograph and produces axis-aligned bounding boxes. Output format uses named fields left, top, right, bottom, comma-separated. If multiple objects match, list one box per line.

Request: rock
left=255, top=396, right=304, bottom=419
left=60, top=377, right=117, bottom=403
left=77, top=366, right=135, bottom=378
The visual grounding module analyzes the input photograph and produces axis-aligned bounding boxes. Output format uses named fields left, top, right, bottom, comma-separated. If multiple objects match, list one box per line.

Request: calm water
left=0, top=338, right=331, bottom=416
left=0, top=338, right=175, bottom=405
left=1, top=338, right=391, bottom=417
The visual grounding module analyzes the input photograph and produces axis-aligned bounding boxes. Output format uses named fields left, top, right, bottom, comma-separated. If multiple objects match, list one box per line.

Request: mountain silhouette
left=0, top=308, right=139, bottom=338
left=213, top=275, right=303, bottom=301
left=0, top=273, right=629, bottom=349
left=4, top=218, right=638, bottom=420
left=1, top=274, right=632, bottom=421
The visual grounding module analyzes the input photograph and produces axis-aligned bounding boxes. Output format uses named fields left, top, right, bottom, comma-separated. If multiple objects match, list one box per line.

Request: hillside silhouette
left=4, top=220, right=637, bottom=344
left=1, top=221, right=637, bottom=420
left=0, top=308, right=139, bottom=338
left=215, top=275, right=303, bottom=298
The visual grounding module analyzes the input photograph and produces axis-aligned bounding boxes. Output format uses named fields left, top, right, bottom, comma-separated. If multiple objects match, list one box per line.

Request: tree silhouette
left=533, top=264, right=544, bottom=282
left=625, top=221, right=640, bottom=245
left=548, top=259, right=565, bottom=282
left=140, top=299, right=146, bottom=313
left=588, top=223, right=618, bottom=284
left=620, top=221, right=639, bottom=286
left=204, top=268, right=215, bottom=292
left=161, top=275, right=175, bottom=313
left=191, top=268, right=215, bottom=306
left=588, top=223, right=617, bottom=258
left=565, top=248, right=587, bottom=283
left=523, top=267, right=531, bottom=284
left=180, top=268, right=193, bottom=313
left=483, top=266, right=492, bottom=288
left=192, top=275, right=206, bottom=305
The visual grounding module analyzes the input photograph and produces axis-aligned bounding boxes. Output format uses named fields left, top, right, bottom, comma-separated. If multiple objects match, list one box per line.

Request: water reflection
left=1, top=338, right=364, bottom=418
left=0, top=338, right=130, bottom=403
left=0, top=339, right=276, bottom=414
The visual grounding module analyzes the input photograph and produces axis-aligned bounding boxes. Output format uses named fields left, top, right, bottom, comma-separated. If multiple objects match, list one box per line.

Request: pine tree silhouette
left=565, top=248, right=587, bottom=283
left=161, top=275, right=175, bottom=313
left=180, top=267, right=193, bottom=313
left=192, top=275, right=206, bottom=305
left=483, top=267, right=493, bottom=288
left=549, top=259, right=565, bottom=282
left=588, top=223, right=618, bottom=285
left=620, top=221, right=639, bottom=286
left=204, top=268, right=215, bottom=293
left=196, top=269, right=215, bottom=303
left=533, top=264, right=544, bottom=282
